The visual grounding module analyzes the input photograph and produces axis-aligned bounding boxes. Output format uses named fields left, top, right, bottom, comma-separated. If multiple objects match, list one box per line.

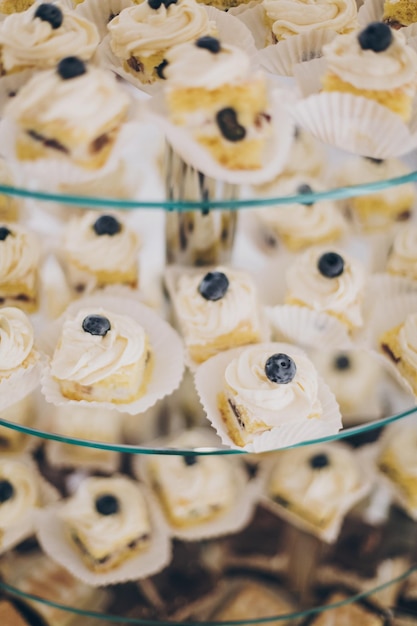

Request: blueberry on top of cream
left=0, top=227, right=11, bottom=241
left=317, top=251, right=345, bottom=278
left=198, top=271, right=229, bottom=301
left=0, top=480, right=14, bottom=503
left=297, top=183, right=314, bottom=206
left=184, top=455, right=197, bottom=466
left=309, top=453, right=329, bottom=469
left=34, top=3, right=63, bottom=29
left=265, top=353, right=297, bottom=384
left=95, top=494, right=119, bottom=516
left=93, top=215, right=121, bottom=237
left=57, top=56, right=87, bottom=80
left=334, top=354, right=351, bottom=371
left=196, top=36, right=221, bottom=54
left=82, top=314, right=111, bottom=337
left=358, top=22, right=393, bottom=53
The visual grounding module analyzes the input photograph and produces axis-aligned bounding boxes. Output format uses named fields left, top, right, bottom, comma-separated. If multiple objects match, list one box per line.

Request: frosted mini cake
left=387, top=224, right=417, bottom=281
left=0, top=457, right=39, bottom=546
left=0, top=224, right=40, bottom=313
left=379, top=312, right=417, bottom=396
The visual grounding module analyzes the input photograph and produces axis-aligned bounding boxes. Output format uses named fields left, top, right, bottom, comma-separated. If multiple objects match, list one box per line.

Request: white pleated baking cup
left=228, top=0, right=261, bottom=16
left=0, top=117, right=158, bottom=195
left=293, top=56, right=326, bottom=97
left=0, top=350, right=42, bottom=413
left=194, top=343, right=342, bottom=453
left=358, top=0, right=417, bottom=37
left=292, top=91, right=417, bottom=158
left=369, top=273, right=417, bottom=304
left=256, top=30, right=337, bottom=77
left=97, top=7, right=258, bottom=97
left=265, top=305, right=353, bottom=351
left=228, top=3, right=267, bottom=49
left=75, top=0, right=134, bottom=39
left=133, top=427, right=259, bottom=540
left=0, top=454, right=60, bottom=555
left=164, top=265, right=270, bottom=372
left=147, top=86, right=294, bottom=184
left=40, top=293, right=185, bottom=415
left=366, top=293, right=417, bottom=398
left=260, top=443, right=374, bottom=543
left=35, top=486, right=172, bottom=586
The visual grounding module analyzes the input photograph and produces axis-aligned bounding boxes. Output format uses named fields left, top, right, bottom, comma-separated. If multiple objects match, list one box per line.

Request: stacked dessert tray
left=2, top=0, right=417, bottom=624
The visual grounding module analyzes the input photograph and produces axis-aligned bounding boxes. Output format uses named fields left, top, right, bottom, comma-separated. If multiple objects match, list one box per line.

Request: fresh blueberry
left=156, top=59, right=168, bottom=79
left=93, top=215, right=121, bottom=236
left=195, top=36, right=221, bottom=54
left=0, top=227, right=11, bottom=241
left=297, top=183, right=314, bottom=206
left=0, top=480, right=14, bottom=503
left=317, top=252, right=345, bottom=279
left=148, top=0, right=162, bottom=7
left=82, top=315, right=111, bottom=337
left=358, top=22, right=393, bottom=53
left=334, top=354, right=351, bottom=371
left=265, top=353, right=297, bottom=384
left=309, top=453, right=329, bottom=469
left=34, top=3, right=63, bottom=29
left=57, top=57, right=87, bottom=80
left=216, top=108, right=246, bottom=142
left=95, top=494, right=119, bottom=516
left=198, top=271, right=229, bottom=301
left=184, top=455, right=197, bottom=466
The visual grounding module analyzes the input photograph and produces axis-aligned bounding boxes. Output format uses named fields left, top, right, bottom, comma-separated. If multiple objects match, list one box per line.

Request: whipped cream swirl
left=51, top=307, right=148, bottom=385
left=285, top=246, right=366, bottom=327
left=322, top=29, right=417, bottom=90
left=0, top=2, right=99, bottom=72
left=164, top=41, right=251, bottom=89
left=0, top=307, right=34, bottom=371
left=0, top=224, right=40, bottom=288
left=59, top=476, right=151, bottom=557
left=108, top=0, right=215, bottom=58
left=176, top=267, right=261, bottom=346
left=268, top=443, right=362, bottom=519
left=398, top=313, right=417, bottom=371
left=387, top=225, right=417, bottom=277
left=63, top=212, right=139, bottom=273
left=0, top=458, right=39, bottom=529
left=263, top=0, right=357, bottom=40
left=225, top=344, right=322, bottom=425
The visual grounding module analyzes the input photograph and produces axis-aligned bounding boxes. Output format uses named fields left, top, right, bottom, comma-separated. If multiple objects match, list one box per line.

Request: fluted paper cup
left=75, top=0, right=133, bottom=39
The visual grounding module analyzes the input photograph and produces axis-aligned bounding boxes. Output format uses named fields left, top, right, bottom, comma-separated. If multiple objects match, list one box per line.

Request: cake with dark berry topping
left=218, top=343, right=323, bottom=446
left=0, top=456, right=39, bottom=546
left=173, top=266, right=262, bottom=364
left=61, top=212, right=140, bottom=295
left=0, top=2, right=98, bottom=75
left=285, top=246, right=366, bottom=331
left=146, top=430, right=237, bottom=527
left=50, top=308, right=152, bottom=403
left=4, top=57, right=130, bottom=170
left=58, top=476, right=152, bottom=573
left=0, top=224, right=40, bottom=313
left=108, top=0, right=217, bottom=84
left=379, top=313, right=417, bottom=396
left=164, top=37, right=272, bottom=170
left=321, top=23, right=417, bottom=122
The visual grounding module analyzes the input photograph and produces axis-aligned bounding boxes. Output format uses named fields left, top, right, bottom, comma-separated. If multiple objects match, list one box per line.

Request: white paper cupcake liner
left=369, top=273, right=417, bottom=304
left=366, top=293, right=417, bottom=398
left=265, top=305, right=353, bottom=351
left=40, top=293, right=185, bottom=415
left=0, top=454, right=60, bottom=555
left=35, top=486, right=172, bottom=586
left=133, top=428, right=260, bottom=540
left=165, top=265, right=270, bottom=371
left=261, top=442, right=374, bottom=542
left=97, top=7, right=258, bottom=96
left=147, top=86, right=295, bottom=185
left=75, top=0, right=133, bottom=39
left=358, top=0, right=417, bottom=38
left=194, top=343, right=342, bottom=453
left=256, top=30, right=337, bottom=77
left=0, top=352, right=42, bottom=414
left=229, top=4, right=267, bottom=49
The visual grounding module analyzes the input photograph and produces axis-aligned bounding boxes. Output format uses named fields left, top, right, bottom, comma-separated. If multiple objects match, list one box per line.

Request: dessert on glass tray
left=321, top=22, right=417, bottom=122
left=164, top=37, right=273, bottom=170
left=107, top=0, right=217, bottom=85
left=379, top=312, right=417, bottom=396
left=387, top=224, right=417, bottom=281
left=0, top=307, right=39, bottom=378
left=3, top=57, right=131, bottom=170
left=0, top=224, right=40, bottom=313
left=60, top=211, right=140, bottom=295
left=0, top=2, right=98, bottom=75
left=50, top=308, right=153, bottom=404
left=58, top=476, right=152, bottom=572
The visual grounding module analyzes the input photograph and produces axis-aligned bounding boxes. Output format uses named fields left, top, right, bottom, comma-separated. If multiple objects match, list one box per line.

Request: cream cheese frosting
left=398, top=313, right=417, bottom=371
left=108, top=0, right=216, bottom=59
left=148, top=431, right=236, bottom=522
left=50, top=307, right=148, bottom=385
left=0, top=307, right=34, bottom=372
left=176, top=267, right=261, bottom=346
left=5, top=64, right=130, bottom=142
left=322, top=28, right=417, bottom=91
left=63, top=212, right=139, bottom=274
left=0, top=2, right=99, bottom=72
left=164, top=40, right=251, bottom=89
left=387, top=225, right=417, bottom=278
left=59, top=476, right=151, bottom=557
left=0, top=224, right=40, bottom=289
left=268, top=443, right=363, bottom=521
left=263, top=0, right=358, bottom=40
left=285, top=246, right=366, bottom=327
left=0, top=458, right=39, bottom=530
left=225, top=344, right=322, bottom=425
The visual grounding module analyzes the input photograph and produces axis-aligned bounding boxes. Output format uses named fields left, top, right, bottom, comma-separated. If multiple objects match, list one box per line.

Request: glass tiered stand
left=1, top=147, right=417, bottom=626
